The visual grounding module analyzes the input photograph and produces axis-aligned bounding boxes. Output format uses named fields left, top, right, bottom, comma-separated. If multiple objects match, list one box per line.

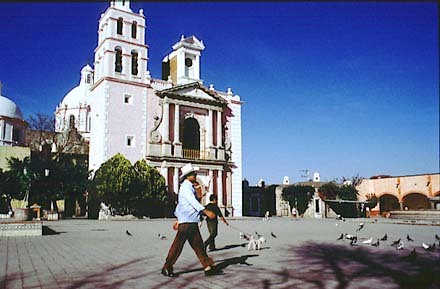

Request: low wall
left=0, top=221, right=43, bottom=237
left=389, top=210, right=440, bottom=220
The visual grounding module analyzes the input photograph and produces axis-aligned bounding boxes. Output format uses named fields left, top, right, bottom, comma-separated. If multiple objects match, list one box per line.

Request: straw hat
left=180, top=163, right=200, bottom=180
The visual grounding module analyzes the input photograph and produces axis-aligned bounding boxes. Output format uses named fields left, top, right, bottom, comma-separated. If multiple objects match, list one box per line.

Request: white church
left=54, top=0, right=243, bottom=216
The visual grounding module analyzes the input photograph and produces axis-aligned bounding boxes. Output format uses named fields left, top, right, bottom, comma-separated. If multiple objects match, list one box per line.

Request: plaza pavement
left=1, top=217, right=439, bottom=289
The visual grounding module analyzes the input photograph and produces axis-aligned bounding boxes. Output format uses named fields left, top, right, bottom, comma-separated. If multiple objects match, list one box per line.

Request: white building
left=55, top=0, right=243, bottom=216
left=0, top=89, right=26, bottom=147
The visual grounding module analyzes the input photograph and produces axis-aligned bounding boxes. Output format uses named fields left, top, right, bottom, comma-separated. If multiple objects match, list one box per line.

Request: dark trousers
left=204, top=221, right=218, bottom=250
left=163, top=223, right=213, bottom=270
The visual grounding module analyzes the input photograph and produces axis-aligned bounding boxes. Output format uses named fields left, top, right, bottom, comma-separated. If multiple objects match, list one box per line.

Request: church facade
left=55, top=0, right=243, bottom=216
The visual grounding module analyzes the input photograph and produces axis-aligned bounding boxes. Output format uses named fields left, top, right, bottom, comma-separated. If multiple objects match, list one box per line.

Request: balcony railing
left=183, top=149, right=209, bottom=160
left=0, top=139, right=19, bottom=146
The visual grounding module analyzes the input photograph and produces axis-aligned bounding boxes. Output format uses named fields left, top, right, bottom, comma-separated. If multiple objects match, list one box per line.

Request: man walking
left=161, top=163, right=220, bottom=277
left=204, top=194, right=229, bottom=251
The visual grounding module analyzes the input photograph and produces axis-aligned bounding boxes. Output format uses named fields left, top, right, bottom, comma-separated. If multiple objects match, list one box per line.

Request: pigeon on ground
left=435, top=234, right=440, bottom=241
left=371, top=239, right=380, bottom=247
left=271, top=232, right=277, bottom=238
left=126, top=230, right=133, bottom=236
left=336, top=214, right=346, bottom=221
left=362, top=237, right=373, bottom=245
left=421, top=242, right=436, bottom=251
left=350, top=236, right=358, bottom=246
left=406, top=234, right=414, bottom=242
left=380, top=234, right=388, bottom=241
left=345, top=234, right=355, bottom=240
left=391, top=238, right=401, bottom=246
left=356, top=223, right=365, bottom=232
left=402, top=248, right=417, bottom=262
left=396, top=240, right=404, bottom=250
left=336, top=233, right=344, bottom=240
left=158, top=233, right=167, bottom=240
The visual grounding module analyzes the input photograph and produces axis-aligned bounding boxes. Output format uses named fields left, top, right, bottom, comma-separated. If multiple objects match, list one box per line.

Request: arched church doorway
left=403, top=193, right=430, bottom=210
left=182, top=117, right=200, bottom=159
left=379, top=194, right=400, bottom=214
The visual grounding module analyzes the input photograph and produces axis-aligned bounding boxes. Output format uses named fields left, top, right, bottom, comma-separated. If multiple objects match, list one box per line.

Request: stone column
left=162, top=97, right=171, bottom=156
left=208, top=170, right=213, bottom=199
left=207, top=110, right=215, bottom=159
left=217, top=110, right=225, bottom=160
left=0, top=119, right=4, bottom=142
left=217, top=169, right=223, bottom=208
left=174, top=167, right=179, bottom=193
left=161, top=162, right=168, bottom=187
left=226, top=171, right=232, bottom=208
left=173, top=103, right=182, bottom=157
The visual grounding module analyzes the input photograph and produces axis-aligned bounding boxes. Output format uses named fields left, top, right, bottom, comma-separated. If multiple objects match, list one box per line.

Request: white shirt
left=174, top=179, right=205, bottom=223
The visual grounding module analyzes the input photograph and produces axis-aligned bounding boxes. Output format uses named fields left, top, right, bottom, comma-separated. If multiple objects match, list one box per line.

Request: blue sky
left=0, top=1, right=438, bottom=185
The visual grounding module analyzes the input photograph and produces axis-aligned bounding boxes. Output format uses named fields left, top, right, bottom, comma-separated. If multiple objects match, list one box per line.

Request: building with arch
left=55, top=0, right=243, bottom=216
left=357, top=173, right=440, bottom=215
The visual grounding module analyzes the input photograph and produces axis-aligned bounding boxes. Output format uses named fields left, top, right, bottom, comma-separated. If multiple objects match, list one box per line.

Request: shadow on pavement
left=42, top=225, right=65, bottom=235
left=211, top=243, right=248, bottom=252
left=215, top=254, right=259, bottom=270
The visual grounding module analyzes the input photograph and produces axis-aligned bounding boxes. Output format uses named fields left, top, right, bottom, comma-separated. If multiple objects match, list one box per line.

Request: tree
left=339, top=184, right=359, bottom=201
left=27, top=113, right=55, bottom=145
left=27, top=113, right=55, bottom=132
left=132, top=159, right=167, bottom=217
left=282, top=185, right=314, bottom=216
left=365, top=193, right=378, bottom=208
left=318, top=182, right=340, bottom=200
left=3, top=157, right=31, bottom=201
left=89, top=153, right=135, bottom=215
left=88, top=155, right=171, bottom=218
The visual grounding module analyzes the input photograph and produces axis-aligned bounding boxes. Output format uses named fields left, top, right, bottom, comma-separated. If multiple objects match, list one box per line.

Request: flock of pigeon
left=126, top=216, right=439, bottom=260
left=335, top=220, right=440, bottom=261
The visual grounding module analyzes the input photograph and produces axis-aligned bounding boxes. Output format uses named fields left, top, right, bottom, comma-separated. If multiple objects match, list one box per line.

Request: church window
left=131, top=50, right=138, bottom=75
left=69, top=115, right=75, bottom=128
left=115, top=47, right=123, bottom=72
left=185, top=57, right=194, bottom=78
left=86, top=74, right=91, bottom=84
left=12, top=127, right=20, bottom=143
left=182, top=117, right=200, bottom=159
left=126, top=135, right=135, bottom=147
left=117, top=17, right=123, bottom=35
left=131, top=21, right=137, bottom=38
left=124, top=93, right=132, bottom=104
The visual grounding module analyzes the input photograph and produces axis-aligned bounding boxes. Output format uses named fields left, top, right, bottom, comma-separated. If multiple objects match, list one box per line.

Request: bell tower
left=88, top=1, right=151, bottom=173
left=93, top=0, right=148, bottom=82
left=162, top=35, right=205, bottom=85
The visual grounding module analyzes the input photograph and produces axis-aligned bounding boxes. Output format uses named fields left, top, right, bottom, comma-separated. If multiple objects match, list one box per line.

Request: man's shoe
left=204, top=267, right=223, bottom=276
left=161, top=268, right=175, bottom=277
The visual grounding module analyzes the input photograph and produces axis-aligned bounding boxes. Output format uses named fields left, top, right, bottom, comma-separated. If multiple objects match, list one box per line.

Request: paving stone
left=0, top=217, right=439, bottom=288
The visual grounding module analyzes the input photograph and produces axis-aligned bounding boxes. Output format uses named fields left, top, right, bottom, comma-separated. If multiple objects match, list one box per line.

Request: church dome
left=0, top=94, right=24, bottom=120
left=59, top=64, right=94, bottom=108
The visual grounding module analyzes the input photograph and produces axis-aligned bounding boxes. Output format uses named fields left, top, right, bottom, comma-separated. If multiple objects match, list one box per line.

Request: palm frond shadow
left=270, top=242, right=440, bottom=289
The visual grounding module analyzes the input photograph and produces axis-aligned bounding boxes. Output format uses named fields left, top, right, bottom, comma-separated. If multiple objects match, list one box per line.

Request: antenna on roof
left=300, top=169, right=310, bottom=180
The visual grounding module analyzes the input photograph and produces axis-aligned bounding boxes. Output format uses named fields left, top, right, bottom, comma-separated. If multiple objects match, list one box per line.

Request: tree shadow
left=266, top=242, right=440, bottom=289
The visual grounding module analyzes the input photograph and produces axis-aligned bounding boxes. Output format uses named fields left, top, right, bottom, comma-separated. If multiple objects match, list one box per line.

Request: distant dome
left=60, top=85, right=91, bottom=108
left=59, top=64, right=94, bottom=108
left=0, top=95, right=24, bottom=120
